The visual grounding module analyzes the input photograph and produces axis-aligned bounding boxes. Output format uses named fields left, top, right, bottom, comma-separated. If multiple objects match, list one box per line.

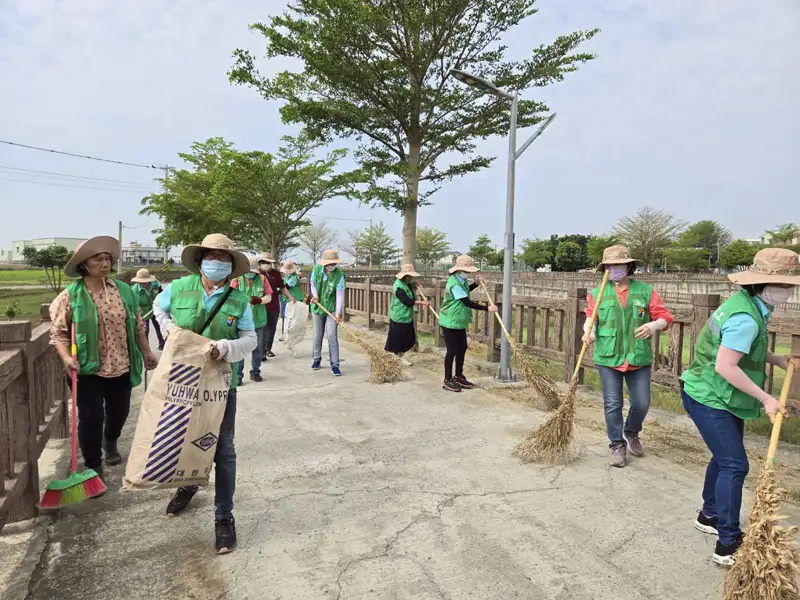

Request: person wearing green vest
left=280, top=260, right=304, bottom=341
left=131, top=268, right=164, bottom=350
left=152, top=233, right=256, bottom=555
left=384, top=264, right=429, bottom=365
left=582, top=245, right=673, bottom=468
left=439, top=255, right=496, bottom=392
left=680, top=248, right=799, bottom=567
left=310, top=250, right=346, bottom=376
left=231, top=262, right=273, bottom=383
left=49, top=236, right=158, bottom=482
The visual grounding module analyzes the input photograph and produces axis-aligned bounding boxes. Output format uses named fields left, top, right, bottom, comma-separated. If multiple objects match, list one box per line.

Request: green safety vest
left=168, top=274, right=249, bottom=389
left=133, top=281, right=160, bottom=315
left=390, top=279, right=416, bottom=324
left=68, top=279, right=143, bottom=387
left=284, top=273, right=305, bottom=302
left=236, top=273, right=267, bottom=328
left=680, top=290, right=768, bottom=420
left=592, top=279, right=654, bottom=368
left=311, top=265, right=344, bottom=316
left=439, top=275, right=472, bottom=330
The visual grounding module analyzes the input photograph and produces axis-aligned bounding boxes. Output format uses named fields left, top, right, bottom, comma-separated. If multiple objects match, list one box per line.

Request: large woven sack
left=284, top=300, right=309, bottom=351
left=123, top=328, right=232, bottom=491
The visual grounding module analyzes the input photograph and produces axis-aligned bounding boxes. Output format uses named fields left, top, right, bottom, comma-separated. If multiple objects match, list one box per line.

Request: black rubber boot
left=103, top=437, right=122, bottom=466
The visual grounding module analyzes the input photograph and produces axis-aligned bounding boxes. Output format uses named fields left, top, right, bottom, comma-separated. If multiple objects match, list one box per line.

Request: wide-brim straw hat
left=396, top=264, right=420, bottom=279
left=256, top=252, right=275, bottom=264
left=318, top=249, right=342, bottom=266
left=728, top=247, right=800, bottom=286
left=280, top=260, right=299, bottom=275
left=180, top=233, right=250, bottom=279
left=131, top=268, right=157, bottom=283
left=448, top=254, right=479, bottom=274
left=63, top=236, right=120, bottom=278
left=596, top=244, right=639, bottom=271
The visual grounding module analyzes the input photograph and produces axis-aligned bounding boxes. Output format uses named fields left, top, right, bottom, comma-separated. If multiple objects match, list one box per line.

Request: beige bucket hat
left=728, top=247, right=800, bottom=286
left=63, top=236, right=120, bottom=278
left=318, top=249, right=342, bottom=266
left=598, top=245, right=638, bottom=268
left=131, top=268, right=157, bottom=283
left=180, top=233, right=250, bottom=279
left=257, top=252, right=275, bottom=264
left=396, top=264, right=420, bottom=279
left=280, top=259, right=299, bottom=275
left=448, top=254, right=479, bottom=274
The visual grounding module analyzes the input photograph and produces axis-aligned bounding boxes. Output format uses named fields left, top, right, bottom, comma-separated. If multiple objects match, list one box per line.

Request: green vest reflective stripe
left=133, top=282, right=160, bottom=314
left=237, top=273, right=267, bottom=328
left=439, top=275, right=472, bottom=330
left=592, top=279, right=654, bottom=368
left=680, top=290, right=767, bottom=420
left=390, top=279, right=415, bottom=324
left=168, top=274, right=248, bottom=389
left=68, top=279, right=143, bottom=387
left=311, top=265, right=344, bottom=315
left=284, top=274, right=305, bottom=302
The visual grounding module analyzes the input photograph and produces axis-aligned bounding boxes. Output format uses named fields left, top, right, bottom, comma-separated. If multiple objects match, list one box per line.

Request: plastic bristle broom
left=40, top=325, right=106, bottom=509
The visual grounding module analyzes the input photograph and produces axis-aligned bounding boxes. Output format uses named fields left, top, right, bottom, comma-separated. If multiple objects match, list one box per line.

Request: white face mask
left=758, top=286, right=793, bottom=307
left=325, top=265, right=335, bottom=273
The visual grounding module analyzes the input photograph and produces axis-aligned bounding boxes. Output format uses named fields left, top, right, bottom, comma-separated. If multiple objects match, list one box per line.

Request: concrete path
left=3, top=332, right=793, bottom=599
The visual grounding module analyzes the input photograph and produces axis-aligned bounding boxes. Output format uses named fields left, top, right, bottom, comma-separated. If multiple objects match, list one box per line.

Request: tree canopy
left=22, top=245, right=73, bottom=292
left=719, top=240, right=760, bottom=270
left=468, top=234, right=495, bottom=268
left=230, top=0, right=598, bottom=262
left=297, top=221, right=339, bottom=263
left=613, top=206, right=685, bottom=270
left=345, top=222, right=401, bottom=266
left=415, top=227, right=450, bottom=268
left=554, top=240, right=583, bottom=271
left=517, top=238, right=551, bottom=269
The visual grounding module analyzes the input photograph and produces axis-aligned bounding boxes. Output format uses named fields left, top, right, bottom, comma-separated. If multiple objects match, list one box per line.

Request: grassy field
left=0, top=288, right=59, bottom=324
left=0, top=268, right=76, bottom=286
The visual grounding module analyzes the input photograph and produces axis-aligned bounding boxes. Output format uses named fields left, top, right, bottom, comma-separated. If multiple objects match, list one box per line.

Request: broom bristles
left=512, top=348, right=560, bottom=411
left=356, top=339, right=404, bottom=384
left=513, top=377, right=579, bottom=464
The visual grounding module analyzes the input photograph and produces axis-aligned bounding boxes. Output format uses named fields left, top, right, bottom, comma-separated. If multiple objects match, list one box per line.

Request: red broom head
left=39, top=489, right=64, bottom=510
left=81, top=475, right=107, bottom=499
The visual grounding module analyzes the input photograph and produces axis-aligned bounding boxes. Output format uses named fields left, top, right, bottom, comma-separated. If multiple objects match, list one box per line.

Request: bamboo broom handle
left=416, top=288, right=440, bottom=320
left=766, top=359, right=796, bottom=464
left=311, top=300, right=362, bottom=343
left=478, top=279, right=517, bottom=346
left=572, top=269, right=611, bottom=380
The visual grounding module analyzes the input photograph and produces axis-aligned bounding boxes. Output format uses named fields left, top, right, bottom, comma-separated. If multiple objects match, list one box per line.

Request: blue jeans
left=597, top=365, right=652, bottom=447
left=681, top=390, right=748, bottom=546
left=214, top=388, right=237, bottom=521
left=312, top=313, right=340, bottom=367
left=237, top=326, right=266, bottom=379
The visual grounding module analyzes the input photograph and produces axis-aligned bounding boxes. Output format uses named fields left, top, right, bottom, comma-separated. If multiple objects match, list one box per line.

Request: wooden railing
left=0, top=304, right=69, bottom=531
left=341, top=279, right=800, bottom=397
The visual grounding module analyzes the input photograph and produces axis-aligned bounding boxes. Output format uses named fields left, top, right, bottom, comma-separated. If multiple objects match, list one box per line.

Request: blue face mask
left=454, top=272, right=467, bottom=281
left=201, top=259, right=232, bottom=283
left=286, top=274, right=298, bottom=286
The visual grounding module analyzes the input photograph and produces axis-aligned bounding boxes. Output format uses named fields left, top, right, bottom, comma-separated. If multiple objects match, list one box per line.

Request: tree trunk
left=403, top=140, right=422, bottom=265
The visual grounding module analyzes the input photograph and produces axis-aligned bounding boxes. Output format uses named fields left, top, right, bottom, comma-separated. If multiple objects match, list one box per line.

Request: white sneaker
left=400, top=358, right=412, bottom=367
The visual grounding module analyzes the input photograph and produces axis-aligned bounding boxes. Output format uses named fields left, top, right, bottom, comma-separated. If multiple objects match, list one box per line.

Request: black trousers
left=264, top=310, right=280, bottom=352
left=76, top=374, right=132, bottom=470
left=441, top=327, right=468, bottom=380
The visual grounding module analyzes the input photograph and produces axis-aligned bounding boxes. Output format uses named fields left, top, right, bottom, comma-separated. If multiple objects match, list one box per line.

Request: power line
left=0, top=164, right=156, bottom=187
left=0, top=139, right=161, bottom=170
left=307, top=213, right=373, bottom=223
left=0, top=174, right=156, bottom=193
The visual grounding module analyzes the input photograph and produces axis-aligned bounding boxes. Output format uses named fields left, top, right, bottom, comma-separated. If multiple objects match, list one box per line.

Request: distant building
left=122, top=242, right=168, bottom=265
left=9, top=237, right=85, bottom=262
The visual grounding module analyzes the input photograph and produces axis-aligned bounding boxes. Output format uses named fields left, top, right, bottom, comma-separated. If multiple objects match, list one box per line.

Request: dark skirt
left=385, top=319, right=416, bottom=354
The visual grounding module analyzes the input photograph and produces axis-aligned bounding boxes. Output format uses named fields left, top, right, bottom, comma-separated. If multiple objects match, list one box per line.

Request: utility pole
left=369, top=218, right=373, bottom=270
left=118, top=220, right=123, bottom=272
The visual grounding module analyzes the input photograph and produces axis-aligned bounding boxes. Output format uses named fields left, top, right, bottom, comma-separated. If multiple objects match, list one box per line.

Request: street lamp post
left=450, top=69, right=556, bottom=381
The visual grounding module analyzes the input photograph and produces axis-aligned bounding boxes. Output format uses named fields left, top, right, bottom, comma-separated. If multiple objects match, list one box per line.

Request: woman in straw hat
left=680, top=247, right=799, bottom=566
left=230, top=257, right=273, bottom=383
left=131, top=268, right=164, bottom=350
left=310, top=249, right=345, bottom=376
left=385, top=264, right=429, bottom=365
left=152, top=233, right=257, bottom=554
left=582, top=245, right=673, bottom=468
left=439, top=254, right=496, bottom=392
left=279, top=259, right=304, bottom=340
left=49, top=236, right=159, bottom=481
left=256, top=253, right=283, bottom=360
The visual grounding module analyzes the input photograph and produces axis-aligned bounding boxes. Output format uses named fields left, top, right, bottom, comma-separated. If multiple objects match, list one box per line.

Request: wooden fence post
left=434, top=279, right=446, bottom=348
left=364, top=278, right=373, bottom=329
left=0, top=321, right=39, bottom=523
left=486, top=282, right=500, bottom=363
left=690, top=294, right=721, bottom=365
left=564, top=288, right=587, bottom=384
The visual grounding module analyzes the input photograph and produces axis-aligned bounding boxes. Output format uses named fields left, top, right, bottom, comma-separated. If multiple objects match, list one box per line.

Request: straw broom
left=477, top=280, right=560, bottom=411
left=312, top=301, right=404, bottom=384
left=723, top=361, right=799, bottom=600
left=513, top=270, right=610, bottom=464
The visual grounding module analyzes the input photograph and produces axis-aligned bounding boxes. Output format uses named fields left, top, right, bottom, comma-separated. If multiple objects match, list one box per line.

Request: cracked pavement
left=7, top=335, right=739, bottom=600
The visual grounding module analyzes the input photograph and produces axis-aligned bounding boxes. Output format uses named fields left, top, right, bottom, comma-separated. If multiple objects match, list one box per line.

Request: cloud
left=0, top=0, right=797, bottom=255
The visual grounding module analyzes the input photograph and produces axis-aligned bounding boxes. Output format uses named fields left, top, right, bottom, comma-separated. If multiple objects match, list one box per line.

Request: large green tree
left=517, top=238, right=551, bottom=269
left=22, top=245, right=73, bottom=292
left=415, top=227, right=450, bottom=269
left=141, top=134, right=363, bottom=258
left=674, top=220, right=731, bottom=267
left=765, top=223, right=798, bottom=245
left=230, top=1, right=598, bottom=263
left=554, top=240, right=583, bottom=271
left=468, top=234, right=495, bottom=268
left=719, top=240, right=761, bottom=270
left=663, top=247, right=709, bottom=271
left=613, top=206, right=685, bottom=270
left=351, top=222, right=401, bottom=266
left=586, top=234, right=618, bottom=265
